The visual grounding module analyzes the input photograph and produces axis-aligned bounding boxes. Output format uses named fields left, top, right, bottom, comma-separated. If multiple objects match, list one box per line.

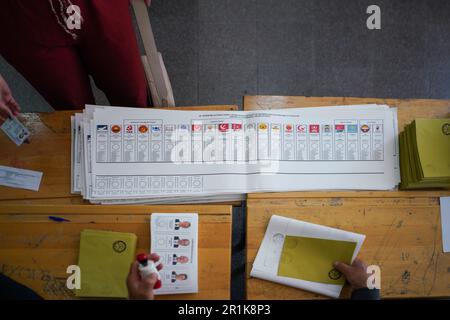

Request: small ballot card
left=1, top=116, right=30, bottom=146
left=151, top=213, right=199, bottom=295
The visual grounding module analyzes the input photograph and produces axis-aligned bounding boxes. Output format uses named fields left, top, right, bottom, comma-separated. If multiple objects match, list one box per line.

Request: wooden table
left=0, top=204, right=232, bottom=300
left=0, top=105, right=237, bottom=300
left=0, top=105, right=237, bottom=203
left=244, top=95, right=450, bottom=299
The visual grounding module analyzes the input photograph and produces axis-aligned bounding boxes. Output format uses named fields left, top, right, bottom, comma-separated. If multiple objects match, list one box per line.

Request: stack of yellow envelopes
left=75, top=229, right=137, bottom=299
left=400, top=119, right=450, bottom=190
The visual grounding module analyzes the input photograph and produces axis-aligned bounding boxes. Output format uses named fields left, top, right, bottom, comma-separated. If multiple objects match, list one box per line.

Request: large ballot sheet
left=72, top=104, right=399, bottom=204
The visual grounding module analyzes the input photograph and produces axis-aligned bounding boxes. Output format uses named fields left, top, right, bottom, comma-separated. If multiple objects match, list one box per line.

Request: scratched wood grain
left=0, top=205, right=232, bottom=300
left=0, top=105, right=238, bottom=202
left=246, top=197, right=450, bottom=299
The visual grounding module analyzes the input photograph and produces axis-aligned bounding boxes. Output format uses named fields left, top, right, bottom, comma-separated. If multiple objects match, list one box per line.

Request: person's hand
left=126, top=253, right=163, bottom=300
left=334, top=258, right=369, bottom=290
left=0, top=74, right=20, bottom=124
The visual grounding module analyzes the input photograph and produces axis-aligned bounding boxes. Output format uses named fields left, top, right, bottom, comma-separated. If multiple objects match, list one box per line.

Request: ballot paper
left=71, top=104, right=400, bottom=204
left=0, top=165, right=43, bottom=191
left=1, top=116, right=30, bottom=146
left=151, top=213, right=199, bottom=295
left=441, top=197, right=450, bottom=253
left=250, top=215, right=365, bottom=298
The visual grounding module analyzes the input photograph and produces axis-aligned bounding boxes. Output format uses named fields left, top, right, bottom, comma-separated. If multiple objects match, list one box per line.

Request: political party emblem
left=297, top=125, right=306, bottom=133
left=374, top=125, right=382, bottom=133
left=285, top=124, right=293, bottom=132
left=126, top=125, right=133, bottom=133
left=97, top=125, right=108, bottom=131
left=361, top=124, right=370, bottom=133
left=347, top=125, right=358, bottom=133
left=192, top=124, right=202, bottom=132
left=138, top=125, right=148, bottom=133
left=335, top=124, right=345, bottom=133
left=111, top=125, right=121, bottom=133
left=259, top=123, right=268, bottom=130
left=323, top=125, right=331, bottom=133
left=232, top=124, right=242, bottom=131
left=219, top=124, right=229, bottom=132
left=309, top=125, right=320, bottom=134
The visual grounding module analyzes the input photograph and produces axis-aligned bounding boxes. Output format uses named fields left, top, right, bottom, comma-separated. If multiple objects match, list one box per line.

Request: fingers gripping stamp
left=137, top=253, right=162, bottom=289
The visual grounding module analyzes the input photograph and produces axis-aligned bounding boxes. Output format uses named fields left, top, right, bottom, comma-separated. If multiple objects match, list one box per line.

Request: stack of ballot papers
left=250, top=215, right=366, bottom=298
left=400, top=119, right=450, bottom=189
left=75, top=230, right=137, bottom=298
left=71, top=104, right=400, bottom=204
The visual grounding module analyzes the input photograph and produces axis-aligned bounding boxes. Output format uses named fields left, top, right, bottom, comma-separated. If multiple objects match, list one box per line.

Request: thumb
left=128, top=261, right=139, bottom=278
left=334, top=261, right=353, bottom=276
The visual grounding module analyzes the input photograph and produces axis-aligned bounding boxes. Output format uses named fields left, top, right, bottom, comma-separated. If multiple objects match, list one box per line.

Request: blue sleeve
left=0, top=273, right=43, bottom=300
left=351, top=288, right=380, bottom=300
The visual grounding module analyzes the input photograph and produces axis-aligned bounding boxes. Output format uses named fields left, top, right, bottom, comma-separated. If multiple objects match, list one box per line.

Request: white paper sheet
left=250, top=215, right=365, bottom=298
left=151, top=213, right=199, bottom=295
left=0, top=165, right=43, bottom=191
left=440, top=197, right=450, bottom=253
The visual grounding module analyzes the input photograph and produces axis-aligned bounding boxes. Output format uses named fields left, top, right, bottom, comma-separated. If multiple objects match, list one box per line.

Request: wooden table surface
left=244, top=95, right=450, bottom=299
left=0, top=105, right=238, bottom=202
left=0, top=204, right=232, bottom=300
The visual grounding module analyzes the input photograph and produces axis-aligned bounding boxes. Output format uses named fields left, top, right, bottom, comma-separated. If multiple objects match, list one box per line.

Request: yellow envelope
left=277, top=236, right=357, bottom=285
left=415, top=119, right=450, bottom=179
left=75, top=229, right=137, bottom=298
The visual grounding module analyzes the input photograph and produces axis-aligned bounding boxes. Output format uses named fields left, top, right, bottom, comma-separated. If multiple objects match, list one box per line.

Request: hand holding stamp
left=137, top=253, right=162, bottom=289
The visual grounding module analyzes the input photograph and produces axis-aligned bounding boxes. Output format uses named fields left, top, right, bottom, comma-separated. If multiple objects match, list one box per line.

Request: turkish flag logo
left=219, top=124, right=229, bottom=132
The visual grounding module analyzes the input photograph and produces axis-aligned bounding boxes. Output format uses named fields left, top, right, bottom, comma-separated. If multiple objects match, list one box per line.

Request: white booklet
left=250, top=215, right=366, bottom=298
left=151, top=213, right=199, bottom=295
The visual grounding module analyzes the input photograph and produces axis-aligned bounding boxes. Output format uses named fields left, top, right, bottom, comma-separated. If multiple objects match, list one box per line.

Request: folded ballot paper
left=250, top=215, right=365, bottom=298
left=71, top=104, right=399, bottom=204
left=75, top=230, right=137, bottom=298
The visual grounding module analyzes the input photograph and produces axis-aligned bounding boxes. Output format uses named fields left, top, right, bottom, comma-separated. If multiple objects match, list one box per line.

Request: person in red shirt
left=0, top=0, right=151, bottom=122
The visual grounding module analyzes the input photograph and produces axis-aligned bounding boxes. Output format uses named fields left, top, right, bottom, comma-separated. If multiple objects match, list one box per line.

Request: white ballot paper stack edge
left=250, top=215, right=366, bottom=298
left=71, top=104, right=400, bottom=204
left=151, top=213, right=199, bottom=295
